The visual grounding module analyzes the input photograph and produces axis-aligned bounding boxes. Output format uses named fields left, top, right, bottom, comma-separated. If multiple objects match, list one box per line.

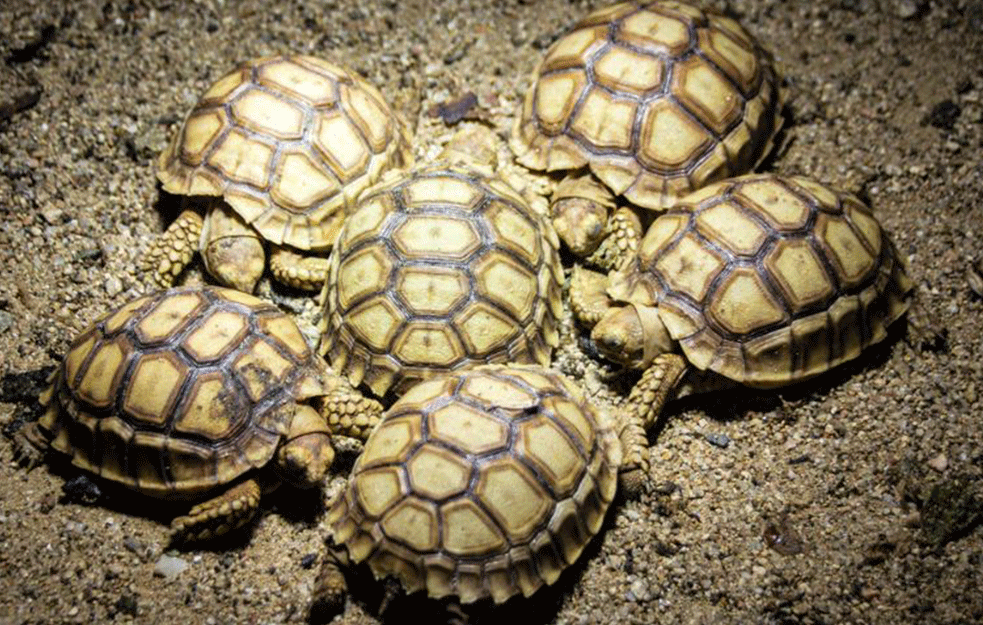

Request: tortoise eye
left=595, top=333, right=624, bottom=352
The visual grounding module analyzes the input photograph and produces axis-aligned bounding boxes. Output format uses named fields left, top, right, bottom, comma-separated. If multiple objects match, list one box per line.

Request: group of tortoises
left=13, top=0, right=916, bottom=618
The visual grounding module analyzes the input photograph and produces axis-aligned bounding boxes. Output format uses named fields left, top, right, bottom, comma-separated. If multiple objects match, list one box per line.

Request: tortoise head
left=200, top=202, right=265, bottom=293
left=591, top=303, right=673, bottom=369
left=550, top=174, right=614, bottom=257
left=276, top=404, right=335, bottom=489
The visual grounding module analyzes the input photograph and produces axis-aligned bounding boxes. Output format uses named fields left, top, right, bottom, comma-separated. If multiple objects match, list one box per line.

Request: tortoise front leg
left=13, top=421, right=50, bottom=468
left=569, top=264, right=615, bottom=329
left=142, top=209, right=203, bottom=288
left=311, top=540, right=351, bottom=617
left=172, top=478, right=262, bottom=541
left=584, top=205, right=643, bottom=272
left=269, top=247, right=331, bottom=291
left=319, top=389, right=384, bottom=442
left=617, top=353, right=688, bottom=496
left=317, top=371, right=385, bottom=442
left=14, top=381, right=60, bottom=468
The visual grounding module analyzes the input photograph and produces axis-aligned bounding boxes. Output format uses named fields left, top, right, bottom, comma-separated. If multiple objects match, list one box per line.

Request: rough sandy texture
left=1, top=1, right=982, bottom=623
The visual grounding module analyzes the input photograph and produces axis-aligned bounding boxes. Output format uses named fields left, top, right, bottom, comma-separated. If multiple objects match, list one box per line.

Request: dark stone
left=924, top=100, right=961, bottom=130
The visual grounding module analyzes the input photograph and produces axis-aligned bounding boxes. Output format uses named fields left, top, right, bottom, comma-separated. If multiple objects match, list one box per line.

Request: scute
left=512, top=0, right=784, bottom=209
left=429, top=401, right=510, bottom=455
left=382, top=497, right=441, bottom=553
left=622, top=174, right=914, bottom=386
left=173, top=372, right=245, bottom=439
left=475, top=457, right=552, bottom=541
left=122, top=352, right=186, bottom=425
left=45, top=286, right=326, bottom=495
left=327, top=365, right=622, bottom=604
left=320, top=164, right=563, bottom=397
left=182, top=310, right=248, bottom=363
left=74, top=337, right=130, bottom=409
left=406, top=444, right=472, bottom=501
left=158, top=54, right=413, bottom=251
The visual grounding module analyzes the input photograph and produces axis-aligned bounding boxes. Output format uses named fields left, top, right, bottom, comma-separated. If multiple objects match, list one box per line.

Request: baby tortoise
left=318, top=136, right=563, bottom=409
left=145, top=55, right=413, bottom=292
left=573, top=174, right=914, bottom=434
left=15, top=287, right=382, bottom=540
left=511, top=0, right=784, bottom=269
left=312, top=364, right=633, bottom=614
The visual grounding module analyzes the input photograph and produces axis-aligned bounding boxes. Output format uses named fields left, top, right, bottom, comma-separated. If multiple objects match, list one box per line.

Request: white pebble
left=154, top=554, right=189, bottom=580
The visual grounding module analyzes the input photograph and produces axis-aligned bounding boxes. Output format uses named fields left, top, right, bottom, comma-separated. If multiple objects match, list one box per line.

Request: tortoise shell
left=608, top=174, right=914, bottom=387
left=158, top=55, right=413, bottom=252
left=319, top=164, right=564, bottom=398
left=511, top=0, right=784, bottom=210
left=325, top=364, right=622, bottom=604
left=41, top=287, right=328, bottom=497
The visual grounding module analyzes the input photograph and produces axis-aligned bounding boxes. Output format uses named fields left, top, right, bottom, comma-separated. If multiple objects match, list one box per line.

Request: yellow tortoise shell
left=511, top=0, right=784, bottom=209
left=158, top=55, right=413, bottom=252
left=325, top=365, right=622, bottom=604
left=609, top=174, right=914, bottom=387
left=41, top=287, right=328, bottom=497
left=319, top=164, right=564, bottom=398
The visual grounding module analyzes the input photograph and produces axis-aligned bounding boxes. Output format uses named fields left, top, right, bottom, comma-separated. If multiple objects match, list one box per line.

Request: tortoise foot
left=12, top=421, right=48, bottom=469
left=142, top=209, right=202, bottom=288
left=311, top=545, right=350, bottom=618
left=269, top=247, right=330, bottom=291
left=172, top=478, right=261, bottom=541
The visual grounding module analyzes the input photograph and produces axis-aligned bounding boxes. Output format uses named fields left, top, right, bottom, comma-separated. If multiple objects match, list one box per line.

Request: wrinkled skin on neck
left=591, top=303, right=675, bottom=369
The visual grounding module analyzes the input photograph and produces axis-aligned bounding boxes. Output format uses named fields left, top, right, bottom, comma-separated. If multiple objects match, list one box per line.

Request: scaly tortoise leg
left=269, top=247, right=331, bottom=291
left=171, top=478, right=262, bottom=541
left=584, top=205, right=643, bottom=273
left=14, top=377, right=60, bottom=468
left=319, top=387, right=385, bottom=442
left=13, top=421, right=50, bottom=468
left=311, top=541, right=350, bottom=616
left=142, top=209, right=203, bottom=288
left=569, top=264, right=615, bottom=329
left=311, top=542, right=406, bottom=620
left=618, top=353, right=688, bottom=497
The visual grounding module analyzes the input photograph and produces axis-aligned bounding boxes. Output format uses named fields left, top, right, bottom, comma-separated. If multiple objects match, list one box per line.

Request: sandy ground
left=1, top=0, right=982, bottom=623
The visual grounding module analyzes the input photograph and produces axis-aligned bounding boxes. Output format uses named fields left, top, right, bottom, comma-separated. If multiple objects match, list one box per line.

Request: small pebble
left=154, top=554, right=189, bottom=580
left=123, top=536, right=143, bottom=554
left=105, top=276, right=123, bottom=297
left=115, top=592, right=139, bottom=616
left=925, top=100, right=961, bottom=130
left=0, top=310, right=14, bottom=333
left=627, top=578, right=651, bottom=602
left=927, top=453, right=948, bottom=472
left=705, top=432, right=731, bottom=449
left=893, top=0, right=920, bottom=19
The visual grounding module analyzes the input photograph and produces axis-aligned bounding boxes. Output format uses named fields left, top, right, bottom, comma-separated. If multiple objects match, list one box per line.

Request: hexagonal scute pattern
left=157, top=55, right=413, bottom=251
left=619, top=173, right=913, bottom=387
left=512, top=0, right=785, bottom=209
left=50, top=286, right=326, bottom=497
left=321, top=164, right=564, bottom=398
left=327, top=365, right=623, bottom=605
